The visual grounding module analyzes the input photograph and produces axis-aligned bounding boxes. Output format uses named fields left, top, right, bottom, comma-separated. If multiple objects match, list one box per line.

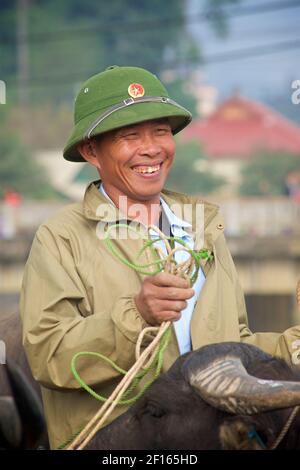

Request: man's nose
left=138, top=134, right=161, bottom=157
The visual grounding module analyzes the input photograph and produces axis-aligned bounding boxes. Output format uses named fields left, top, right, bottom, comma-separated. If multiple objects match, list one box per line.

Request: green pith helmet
left=63, top=65, right=192, bottom=162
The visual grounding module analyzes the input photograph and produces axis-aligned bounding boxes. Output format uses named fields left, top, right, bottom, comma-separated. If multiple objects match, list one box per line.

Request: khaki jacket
left=20, top=181, right=300, bottom=449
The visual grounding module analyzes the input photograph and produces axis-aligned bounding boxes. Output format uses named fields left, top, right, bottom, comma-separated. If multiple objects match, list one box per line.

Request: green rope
left=70, top=223, right=213, bottom=404
left=104, top=223, right=213, bottom=281
left=103, top=224, right=163, bottom=275
left=64, top=223, right=213, bottom=449
left=62, top=329, right=170, bottom=449
left=70, top=327, right=171, bottom=406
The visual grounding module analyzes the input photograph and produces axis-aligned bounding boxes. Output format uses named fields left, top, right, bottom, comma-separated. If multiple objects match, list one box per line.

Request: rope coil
left=66, top=223, right=213, bottom=450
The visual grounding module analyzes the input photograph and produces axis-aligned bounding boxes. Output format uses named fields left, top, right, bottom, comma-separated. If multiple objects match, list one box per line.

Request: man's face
left=87, top=119, right=175, bottom=204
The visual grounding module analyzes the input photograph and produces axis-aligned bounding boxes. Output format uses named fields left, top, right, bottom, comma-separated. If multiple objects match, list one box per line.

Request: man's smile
left=131, top=161, right=164, bottom=178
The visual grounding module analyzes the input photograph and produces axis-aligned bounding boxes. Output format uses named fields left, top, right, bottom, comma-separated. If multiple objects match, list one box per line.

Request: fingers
left=144, top=273, right=194, bottom=300
left=153, top=286, right=194, bottom=301
left=135, top=271, right=195, bottom=326
left=159, top=300, right=188, bottom=312
left=150, top=272, right=191, bottom=289
left=157, top=311, right=182, bottom=322
left=145, top=309, right=183, bottom=324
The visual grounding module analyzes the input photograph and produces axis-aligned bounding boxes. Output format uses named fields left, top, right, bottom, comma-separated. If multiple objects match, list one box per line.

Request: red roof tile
left=182, top=95, right=300, bottom=160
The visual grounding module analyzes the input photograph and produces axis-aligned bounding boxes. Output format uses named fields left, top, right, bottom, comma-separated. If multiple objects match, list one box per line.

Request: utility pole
left=17, top=0, right=30, bottom=108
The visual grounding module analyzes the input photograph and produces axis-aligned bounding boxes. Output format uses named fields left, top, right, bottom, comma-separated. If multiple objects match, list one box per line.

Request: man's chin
left=125, top=183, right=166, bottom=203
left=129, top=193, right=161, bottom=203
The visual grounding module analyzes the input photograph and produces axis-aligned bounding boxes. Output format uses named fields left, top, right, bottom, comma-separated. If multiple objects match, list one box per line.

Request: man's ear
left=77, top=140, right=101, bottom=170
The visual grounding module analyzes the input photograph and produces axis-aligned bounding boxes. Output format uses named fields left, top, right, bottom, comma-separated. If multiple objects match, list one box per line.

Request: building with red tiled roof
left=182, top=94, right=300, bottom=160
left=181, top=95, right=300, bottom=195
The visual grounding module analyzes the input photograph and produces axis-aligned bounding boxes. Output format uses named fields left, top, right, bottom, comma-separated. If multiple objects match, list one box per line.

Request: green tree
left=204, top=0, right=241, bottom=37
left=0, top=124, right=62, bottom=199
left=163, top=78, right=197, bottom=117
left=1, top=0, right=241, bottom=105
left=1, top=0, right=188, bottom=104
left=239, top=152, right=300, bottom=196
left=166, top=139, right=226, bottom=194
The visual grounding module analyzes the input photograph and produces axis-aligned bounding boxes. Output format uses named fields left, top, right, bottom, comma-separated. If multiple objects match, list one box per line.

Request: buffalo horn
left=186, top=348, right=300, bottom=414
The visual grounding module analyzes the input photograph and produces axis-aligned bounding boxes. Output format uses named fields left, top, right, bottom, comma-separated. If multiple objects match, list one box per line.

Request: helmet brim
left=63, top=101, right=192, bottom=162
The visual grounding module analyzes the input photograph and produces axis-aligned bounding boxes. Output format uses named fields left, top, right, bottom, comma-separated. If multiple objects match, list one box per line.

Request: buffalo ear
left=219, top=418, right=267, bottom=450
left=0, top=396, right=22, bottom=448
left=6, top=360, right=46, bottom=448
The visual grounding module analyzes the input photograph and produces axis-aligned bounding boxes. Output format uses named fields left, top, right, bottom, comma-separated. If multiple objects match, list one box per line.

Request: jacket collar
left=82, top=180, right=224, bottom=254
left=160, top=188, right=224, bottom=271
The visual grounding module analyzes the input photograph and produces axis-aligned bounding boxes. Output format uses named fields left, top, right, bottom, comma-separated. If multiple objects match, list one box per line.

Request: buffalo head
left=87, top=342, right=300, bottom=450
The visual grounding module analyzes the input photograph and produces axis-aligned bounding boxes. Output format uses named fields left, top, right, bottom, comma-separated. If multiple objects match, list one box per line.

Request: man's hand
left=134, top=272, right=195, bottom=326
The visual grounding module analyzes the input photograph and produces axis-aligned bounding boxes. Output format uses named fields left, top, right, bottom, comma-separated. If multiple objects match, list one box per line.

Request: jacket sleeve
left=224, top=237, right=300, bottom=366
left=20, top=225, right=153, bottom=391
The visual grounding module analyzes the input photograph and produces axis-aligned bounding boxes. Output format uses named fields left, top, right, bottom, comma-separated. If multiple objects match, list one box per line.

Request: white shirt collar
left=160, top=196, right=192, bottom=230
left=99, top=182, right=192, bottom=234
left=99, top=183, right=115, bottom=205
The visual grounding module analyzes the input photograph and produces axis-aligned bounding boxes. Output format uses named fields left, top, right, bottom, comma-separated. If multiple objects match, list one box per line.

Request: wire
left=1, top=0, right=299, bottom=44
left=4, top=37, right=300, bottom=90
left=204, top=38, right=300, bottom=64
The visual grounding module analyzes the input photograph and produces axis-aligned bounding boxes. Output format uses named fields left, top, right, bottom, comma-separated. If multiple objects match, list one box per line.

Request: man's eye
left=123, top=132, right=138, bottom=138
left=156, top=128, right=169, bottom=135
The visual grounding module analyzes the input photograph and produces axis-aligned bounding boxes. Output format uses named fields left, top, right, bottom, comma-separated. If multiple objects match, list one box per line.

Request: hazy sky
left=186, top=0, right=299, bottom=104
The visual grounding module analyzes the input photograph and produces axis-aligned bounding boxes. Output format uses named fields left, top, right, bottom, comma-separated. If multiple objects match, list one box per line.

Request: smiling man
left=78, top=118, right=175, bottom=225
left=20, top=66, right=300, bottom=449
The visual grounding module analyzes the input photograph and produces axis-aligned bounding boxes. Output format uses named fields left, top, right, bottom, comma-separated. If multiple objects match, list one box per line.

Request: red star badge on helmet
left=128, top=83, right=145, bottom=98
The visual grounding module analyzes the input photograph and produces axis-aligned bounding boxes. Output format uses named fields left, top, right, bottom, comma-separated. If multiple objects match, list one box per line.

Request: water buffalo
left=86, top=342, right=300, bottom=450
left=0, top=359, right=46, bottom=449
left=0, top=312, right=47, bottom=449
left=2, top=312, right=300, bottom=450
left=0, top=312, right=41, bottom=397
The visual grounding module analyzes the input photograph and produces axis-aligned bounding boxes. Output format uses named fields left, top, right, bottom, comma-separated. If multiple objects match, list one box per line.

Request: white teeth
left=134, top=164, right=160, bottom=174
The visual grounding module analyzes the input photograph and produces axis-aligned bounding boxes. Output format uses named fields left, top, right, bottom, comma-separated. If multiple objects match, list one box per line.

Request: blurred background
left=0, top=0, right=300, bottom=332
